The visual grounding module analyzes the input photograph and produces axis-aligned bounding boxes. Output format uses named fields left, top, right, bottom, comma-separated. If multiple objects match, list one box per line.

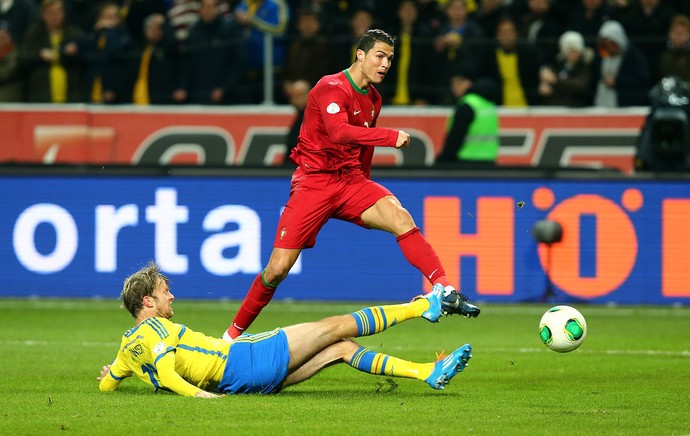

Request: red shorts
left=274, top=166, right=393, bottom=249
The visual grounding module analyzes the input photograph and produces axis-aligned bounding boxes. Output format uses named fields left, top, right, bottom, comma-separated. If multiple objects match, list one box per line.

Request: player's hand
left=194, top=390, right=224, bottom=398
left=395, top=130, right=411, bottom=149
left=97, top=365, right=111, bottom=381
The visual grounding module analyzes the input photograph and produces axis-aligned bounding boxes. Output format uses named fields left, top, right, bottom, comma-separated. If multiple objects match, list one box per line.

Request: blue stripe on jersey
left=109, top=370, right=125, bottom=380
left=177, top=344, right=228, bottom=360
left=178, top=325, right=187, bottom=339
left=144, top=318, right=169, bottom=339
left=141, top=363, right=160, bottom=388
left=153, top=347, right=175, bottom=365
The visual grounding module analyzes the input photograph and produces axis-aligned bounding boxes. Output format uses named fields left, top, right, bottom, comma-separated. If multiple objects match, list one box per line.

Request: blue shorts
left=217, top=328, right=290, bottom=394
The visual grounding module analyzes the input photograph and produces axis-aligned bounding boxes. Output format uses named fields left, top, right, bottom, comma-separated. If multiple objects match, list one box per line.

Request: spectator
left=431, top=0, right=485, bottom=105
left=333, top=8, right=375, bottom=72
left=174, top=0, right=241, bottom=105
left=167, top=0, right=201, bottom=41
left=515, top=0, right=563, bottom=65
left=381, top=0, right=435, bottom=106
left=20, top=0, right=83, bottom=103
left=478, top=16, right=541, bottom=106
left=616, top=0, right=675, bottom=80
left=282, top=7, right=333, bottom=89
left=592, top=20, right=651, bottom=107
left=128, top=13, right=178, bottom=104
left=474, top=0, right=509, bottom=38
left=437, top=69, right=500, bottom=167
left=539, top=30, right=595, bottom=107
left=285, top=0, right=349, bottom=36
left=284, top=78, right=309, bottom=162
left=64, top=1, right=131, bottom=103
left=120, top=0, right=167, bottom=44
left=565, top=0, right=613, bottom=49
left=234, top=0, right=290, bottom=103
left=416, top=0, right=444, bottom=34
left=658, top=14, right=690, bottom=83
left=0, top=0, right=37, bottom=44
left=0, top=20, right=21, bottom=101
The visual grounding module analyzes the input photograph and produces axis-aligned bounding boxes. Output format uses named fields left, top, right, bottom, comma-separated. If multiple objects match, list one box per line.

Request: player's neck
left=134, top=310, right=159, bottom=326
left=346, top=64, right=371, bottom=91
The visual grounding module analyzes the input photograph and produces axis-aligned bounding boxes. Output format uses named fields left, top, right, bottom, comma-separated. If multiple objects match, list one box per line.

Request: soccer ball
left=538, top=305, right=587, bottom=353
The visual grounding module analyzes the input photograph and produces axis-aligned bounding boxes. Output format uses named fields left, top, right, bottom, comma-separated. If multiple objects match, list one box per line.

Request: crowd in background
left=1, top=0, right=689, bottom=108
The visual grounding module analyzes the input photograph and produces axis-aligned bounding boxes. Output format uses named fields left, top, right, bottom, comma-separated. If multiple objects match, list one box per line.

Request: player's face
left=360, top=42, right=394, bottom=85
left=150, top=279, right=175, bottom=318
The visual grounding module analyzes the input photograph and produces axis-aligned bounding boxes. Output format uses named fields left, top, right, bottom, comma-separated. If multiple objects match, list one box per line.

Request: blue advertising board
left=1, top=175, right=689, bottom=304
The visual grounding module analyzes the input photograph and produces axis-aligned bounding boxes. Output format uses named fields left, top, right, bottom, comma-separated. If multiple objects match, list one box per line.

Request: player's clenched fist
left=396, top=130, right=411, bottom=149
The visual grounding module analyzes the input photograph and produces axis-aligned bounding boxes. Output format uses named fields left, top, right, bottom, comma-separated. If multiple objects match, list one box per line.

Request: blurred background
left=1, top=0, right=689, bottom=306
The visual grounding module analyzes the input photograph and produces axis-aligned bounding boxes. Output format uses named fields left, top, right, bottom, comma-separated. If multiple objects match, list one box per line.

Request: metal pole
left=263, top=32, right=274, bottom=105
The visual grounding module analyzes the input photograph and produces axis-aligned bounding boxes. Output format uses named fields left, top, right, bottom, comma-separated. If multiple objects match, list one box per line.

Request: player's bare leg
left=281, top=291, right=472, bottom=389
left=282, top=287, right=445, bottom=372
left=263, top=247, right=302, bottom=285
left=361, top=195, right=480, bottom=318
left=281, top=339, right=357, bottom=387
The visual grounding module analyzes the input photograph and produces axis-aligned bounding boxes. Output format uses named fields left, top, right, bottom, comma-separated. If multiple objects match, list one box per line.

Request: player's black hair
left=356, top=29, right=397, bottom=54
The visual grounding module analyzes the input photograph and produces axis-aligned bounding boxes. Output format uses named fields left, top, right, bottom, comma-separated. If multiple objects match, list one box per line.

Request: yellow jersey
left=99, top=317, right=230, bottom=396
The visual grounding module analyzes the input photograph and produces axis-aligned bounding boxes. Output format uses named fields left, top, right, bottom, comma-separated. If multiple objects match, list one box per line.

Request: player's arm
left=317, top=88, right=400, bottom=147
left=154, top=351, right=220, bottom=398
left=97, top=356, right=132, bottom=392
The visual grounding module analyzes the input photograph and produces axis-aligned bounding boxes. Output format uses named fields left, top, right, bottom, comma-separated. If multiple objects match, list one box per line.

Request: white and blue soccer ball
left=538, top=305, right=587, bottom=353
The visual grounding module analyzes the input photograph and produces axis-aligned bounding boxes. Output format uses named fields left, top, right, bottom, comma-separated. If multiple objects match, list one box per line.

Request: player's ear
left=143, top=294, right=154, bottom=308
left=356, top=49, right=364, bottom=62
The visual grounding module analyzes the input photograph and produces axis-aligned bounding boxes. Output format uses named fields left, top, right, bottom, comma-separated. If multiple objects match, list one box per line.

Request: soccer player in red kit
left=224, top=29, right=480, bottom=341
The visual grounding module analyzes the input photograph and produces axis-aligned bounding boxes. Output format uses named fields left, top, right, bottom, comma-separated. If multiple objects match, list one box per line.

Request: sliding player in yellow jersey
left=97, top=262, right=472, bottom=396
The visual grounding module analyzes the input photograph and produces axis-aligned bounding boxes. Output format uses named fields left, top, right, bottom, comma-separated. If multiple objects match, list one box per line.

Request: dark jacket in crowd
left=126, top=29, right=179, bottom=104
left=178, top=15, right=241, bottom=104
left=20, top=22, right=84, bottom=102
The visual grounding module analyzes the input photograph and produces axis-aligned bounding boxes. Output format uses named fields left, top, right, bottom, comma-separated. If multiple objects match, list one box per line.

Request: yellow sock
left=349, top=347, right=435, bottom=380
left=350, top=298, right=429, bottom=336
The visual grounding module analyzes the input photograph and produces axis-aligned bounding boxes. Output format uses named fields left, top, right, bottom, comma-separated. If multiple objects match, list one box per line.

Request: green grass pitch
left=1, top=298, right=688, bottom=435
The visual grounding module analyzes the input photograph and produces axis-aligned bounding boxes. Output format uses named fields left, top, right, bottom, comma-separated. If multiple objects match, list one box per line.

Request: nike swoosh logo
left=354, top=110, right=361, bottom=115
left=428, top=269, right=438, bottom=280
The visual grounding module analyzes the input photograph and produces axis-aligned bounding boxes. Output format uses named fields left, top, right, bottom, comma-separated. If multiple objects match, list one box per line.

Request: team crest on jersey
left=279, top=226, right=288, bottom=240
left=326, top=102, right=340, bottom=114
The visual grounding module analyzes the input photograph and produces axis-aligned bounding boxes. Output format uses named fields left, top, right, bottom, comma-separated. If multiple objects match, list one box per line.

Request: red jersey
left=289, top=70, right=399, bottom=178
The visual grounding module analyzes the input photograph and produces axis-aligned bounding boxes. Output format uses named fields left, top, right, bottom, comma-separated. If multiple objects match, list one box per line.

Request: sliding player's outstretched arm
left=97, top=354, right=131, bottom=391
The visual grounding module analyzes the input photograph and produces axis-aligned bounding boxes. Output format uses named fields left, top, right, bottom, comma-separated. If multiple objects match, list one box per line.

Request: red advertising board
left=0, top=104, right=647, bottom=173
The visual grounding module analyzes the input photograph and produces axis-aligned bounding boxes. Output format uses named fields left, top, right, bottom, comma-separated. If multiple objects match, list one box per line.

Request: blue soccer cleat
left=425, top=344, right=472, bottom=390
left=419, top=284, right=444, bottom=323
left=441, top=285, right=481, bottom=318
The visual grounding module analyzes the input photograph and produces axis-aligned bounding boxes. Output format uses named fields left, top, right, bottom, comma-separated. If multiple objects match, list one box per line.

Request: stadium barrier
left=1, top=171, right=688, bottom=305
left=0, top=104, right=648, bottom=173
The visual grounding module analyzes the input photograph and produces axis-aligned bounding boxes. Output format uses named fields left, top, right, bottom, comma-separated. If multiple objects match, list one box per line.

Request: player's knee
left=391, top=207, right=415, bottom=233
left=263, top=267, right=287, bottom=285
left=263, top=262, right=291, bottom=284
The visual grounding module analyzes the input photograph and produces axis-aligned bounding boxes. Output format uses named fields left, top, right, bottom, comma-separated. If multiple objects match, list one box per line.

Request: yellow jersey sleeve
left=98, top=352, right=133, bottom=392
left=99, top=317, right=202, bottom=397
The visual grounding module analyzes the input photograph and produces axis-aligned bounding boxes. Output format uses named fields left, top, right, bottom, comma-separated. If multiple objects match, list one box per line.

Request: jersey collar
left=343, top=70, right=368, bottom=95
